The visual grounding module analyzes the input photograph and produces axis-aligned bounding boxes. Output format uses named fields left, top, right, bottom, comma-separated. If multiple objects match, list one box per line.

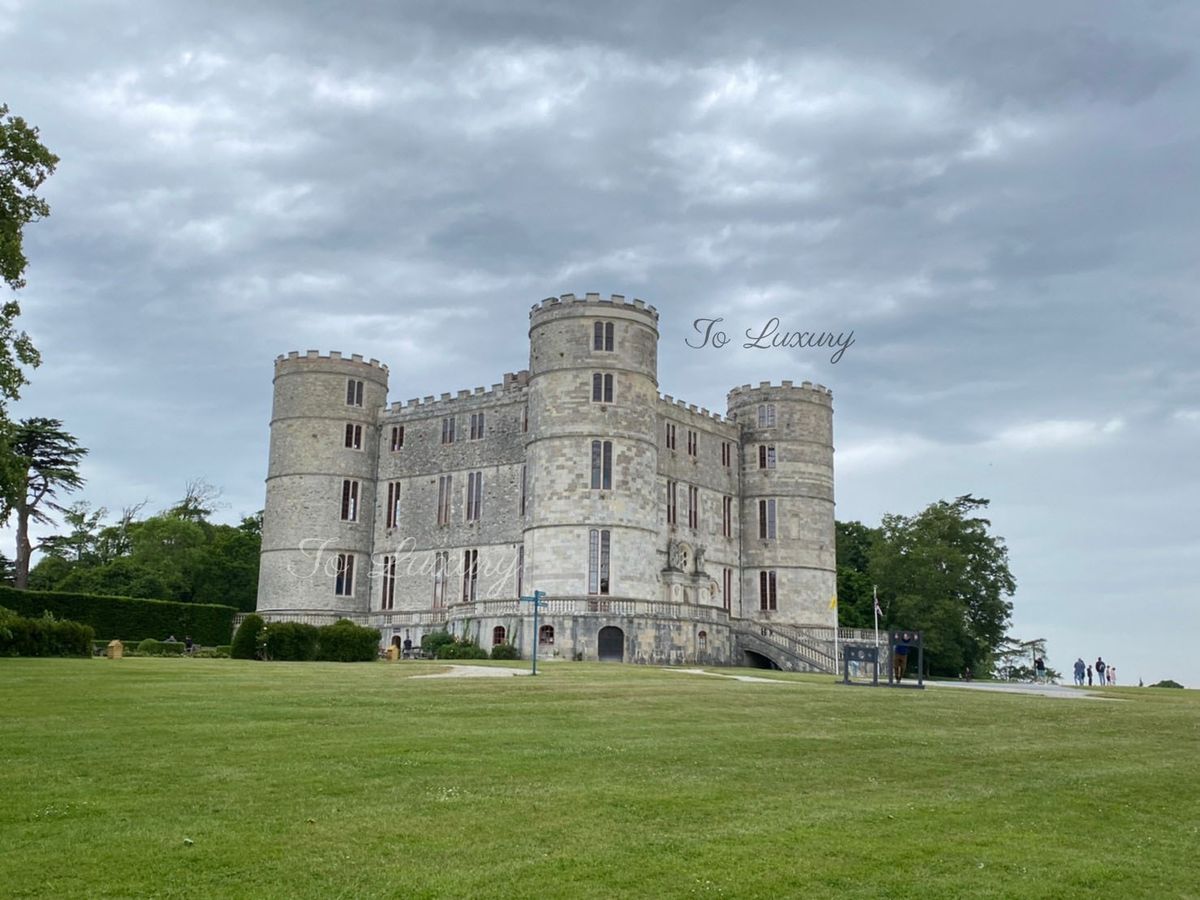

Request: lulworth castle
left=256, top=294, right=846, bottom=670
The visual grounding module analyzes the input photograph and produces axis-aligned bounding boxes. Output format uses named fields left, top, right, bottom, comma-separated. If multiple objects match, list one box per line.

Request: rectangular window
left=588, top=529, right=611, bottom=595
left=590, top=440, right=613, bottom=490
left=385, top=481, right=401, bottom=529
left=437, top=475, right=452, bottom=526
left=758, top=445, right=777, bottom=469
left=722, top=496, right=733, bottom=538
left=346, top=379, right=363, bottom=407
left=380, top=554, right=396, bottom=610
left=390, top=425, right=405, bottom=451
left=441, top=416, right=456, bottom=444
left=470, top=412, right=485, bottom=440
left=593, top=321, right=615, bottom=351
left=758, top=403, right=776, bottom=427
left=466, top=471, right=483, bottom=522
left=723, top=567, right=732, bottom=612
left=516, top=544, right=524, bottom=598
left=335, top=553, right=355, bottom=596
left=688, top=485, right=699, bottom=529
left=665, top=422, right=676, bottom=450
left=522, top=405, right=529, bottom=432
left=721, top=441, right=732, bottom=467
left=462, top=548, right=479, bottom=602
left=519, top=464, right=527, bottom=516
left=591, top=372, right=614, bottom=403
left=759, top=570, right=777, bottom=611
left=344, top=423, right=362, bottom=450
left=340, top=479, right=359, bottom=522
left=666, top=480, right=677, bottom=526
left=687, top=429, right=697, bottom=456
left=759, top=498, right=777, bottom=540
left=432, top=550, right=448, bottom=607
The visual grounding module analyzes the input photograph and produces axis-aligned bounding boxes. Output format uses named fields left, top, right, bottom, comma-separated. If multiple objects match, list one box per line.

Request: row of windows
left=344, top=473, right=776, bottom=540
left=351, top=551, right=769, bottom=615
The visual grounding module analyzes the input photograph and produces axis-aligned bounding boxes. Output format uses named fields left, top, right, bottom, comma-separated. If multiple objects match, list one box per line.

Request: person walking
left=1034, top=656, right=1046, bottom=684
left=1073, top=657, right=1086, bottom=686
left=1108, top=665, right=1116, bottom=685
left=1095, top=657, right=1106, bottom=687
left=1087, top=665, right=1093, bottom=686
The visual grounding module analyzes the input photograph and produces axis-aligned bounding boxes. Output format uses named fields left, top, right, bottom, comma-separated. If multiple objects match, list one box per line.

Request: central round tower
left=523, top=294, right=660, bottom=603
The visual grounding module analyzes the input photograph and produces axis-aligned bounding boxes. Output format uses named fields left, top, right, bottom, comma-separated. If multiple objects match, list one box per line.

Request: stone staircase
left=732, top=622, right=884, bottom=674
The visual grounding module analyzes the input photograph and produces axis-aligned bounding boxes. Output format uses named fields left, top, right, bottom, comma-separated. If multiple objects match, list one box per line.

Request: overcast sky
left=3, top=1, right=1197, bottom=685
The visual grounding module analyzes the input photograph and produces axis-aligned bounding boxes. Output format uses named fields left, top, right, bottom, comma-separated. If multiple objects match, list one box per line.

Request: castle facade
left=256, top=294, right=837, bottom=668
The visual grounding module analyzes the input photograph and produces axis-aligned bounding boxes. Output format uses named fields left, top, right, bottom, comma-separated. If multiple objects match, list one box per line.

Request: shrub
left=1150, top=679, right=1184, bottom=689
left=161, top=641, right=185, bottom=656
left=489, top=642, right=520, bottom=660
left=231, top=614, right=266, bottom=660
left=0, top=607, right=94, bottom=657
left=421, top=630, right=455, bottom=655
left=264, top=622, right=320, bottom=661
left=316, top=620, right=380, bottom=662
left=0, top=586, right=236, bottom=645
left=137, top=638, right=163, bottom=655
left=214, top=645, right=232, bottom=656
left=437, top=639, right=489, bottom=660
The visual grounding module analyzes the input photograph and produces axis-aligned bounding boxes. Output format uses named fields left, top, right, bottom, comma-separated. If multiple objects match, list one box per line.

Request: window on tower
left=344, top=423, right=362, bottom=450
left=591, top=372, right=614, bottom=403
left=346, top=379, right=363, bottom=407
left=593, top=321, right=615, bottom=352
left=590, top=440, right=613, bottom=490
left=340, top=479, right=360, bottom=521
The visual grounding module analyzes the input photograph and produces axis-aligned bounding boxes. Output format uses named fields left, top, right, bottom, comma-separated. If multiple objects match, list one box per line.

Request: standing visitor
left=1095, top=657, right=1106, bottom=686
left=1034, top=657, right=1047, bottom=684
left=1087, top=665, right=1093, bottom=686
left=1073, top=657, right=1086, bottom=686
left=1108, top=666, right=1116, bottom=685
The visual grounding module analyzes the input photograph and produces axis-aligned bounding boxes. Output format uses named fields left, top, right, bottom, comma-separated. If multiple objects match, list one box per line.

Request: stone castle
left=256, top=294, right=845, bottom=670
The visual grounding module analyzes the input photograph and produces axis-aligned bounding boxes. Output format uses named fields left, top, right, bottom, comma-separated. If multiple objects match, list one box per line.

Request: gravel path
left=412, top=665, right=529, bottom=679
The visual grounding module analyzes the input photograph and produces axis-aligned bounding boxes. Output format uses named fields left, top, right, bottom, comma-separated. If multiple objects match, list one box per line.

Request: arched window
left=539, top=625, right=555, bottom=645
left=492, top=626, right=506, bottom=646
left=698, top=630, right=708, bottom=651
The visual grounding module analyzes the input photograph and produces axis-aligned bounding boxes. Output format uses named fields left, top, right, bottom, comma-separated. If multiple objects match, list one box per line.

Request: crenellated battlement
left=728, top=379, right=832, bottom=403
left=656, top=393, right=739, bottom=430
left=275, top=350, right=389, bottom=373
left=529, top=292, right=659, bottom=323
left=382, top=370, right=529, bottom=417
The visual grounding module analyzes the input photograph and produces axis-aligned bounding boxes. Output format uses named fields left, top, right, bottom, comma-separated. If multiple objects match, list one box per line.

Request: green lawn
left=2, top=659, right=1197, bottom=899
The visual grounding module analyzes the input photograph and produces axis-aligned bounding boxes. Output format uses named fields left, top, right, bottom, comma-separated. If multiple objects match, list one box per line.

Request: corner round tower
left=728, top=380, right=835, bottom=625
left=523, top=293, right=660, bottom=603
left=257, top=351, right=388, bottom=619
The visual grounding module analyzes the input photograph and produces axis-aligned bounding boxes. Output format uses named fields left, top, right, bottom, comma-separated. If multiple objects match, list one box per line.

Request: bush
left=214, top=645, right=232, bottom=656
left=1150, top=679, right=1184, bottom=689
left=264, top=622, right=320, bottom=661
left=231, top=614, right=266, bottom=660
left=0, top=586, right=236, bottom=645
left=137, top=638, right=163, bottom=655
left=315, top=620, right=381, bottom=662
left=421, top=630, right=455, bottom=655
left=436, top=639, right=489, bottom=660
left=0, top=607, right=94, bottom=657
left=489, top=642, right=520, bottom=660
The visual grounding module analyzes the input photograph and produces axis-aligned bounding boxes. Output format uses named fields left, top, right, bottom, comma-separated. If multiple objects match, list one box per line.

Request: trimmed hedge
left=264, top=622, right=320, bottom=661
left=436, top=639, right=489, bottom=660
left=0, top=607, right=94, bottom=657
left=136, top=639, right=186, bottom=656
left=0, top=586, right=237, bottom=646
left=421, top=630, right=455, bottom=655
left=489, top=642, right=520, bottom=660
left=315, top=620, right=381, bottom=662
left=231, top=614, right=265, bottom=660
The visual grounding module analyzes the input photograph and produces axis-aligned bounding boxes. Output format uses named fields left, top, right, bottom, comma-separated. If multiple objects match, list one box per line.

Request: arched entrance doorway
left=743, top=649, right=781, bottom=670
left=597, top=626, right=624, bottom=662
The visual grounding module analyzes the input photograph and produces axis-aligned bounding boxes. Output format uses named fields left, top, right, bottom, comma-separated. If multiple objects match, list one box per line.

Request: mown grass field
left=1, top=658, right=1197, bottom=899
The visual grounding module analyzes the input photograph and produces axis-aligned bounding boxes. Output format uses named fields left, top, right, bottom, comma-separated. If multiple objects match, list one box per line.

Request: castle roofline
left=529, top=292, right=659, bottom=323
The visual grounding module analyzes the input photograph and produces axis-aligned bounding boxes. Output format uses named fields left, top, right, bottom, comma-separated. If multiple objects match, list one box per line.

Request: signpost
left=518, top=589, right=547, bottom=676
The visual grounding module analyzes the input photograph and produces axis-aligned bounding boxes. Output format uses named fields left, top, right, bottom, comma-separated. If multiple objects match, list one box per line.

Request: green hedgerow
left=231, top=614, right=266, bottom=660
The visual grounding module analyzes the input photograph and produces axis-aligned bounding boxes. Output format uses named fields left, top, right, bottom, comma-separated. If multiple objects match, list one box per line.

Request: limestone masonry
left=256, top=294, right=849, bottom=670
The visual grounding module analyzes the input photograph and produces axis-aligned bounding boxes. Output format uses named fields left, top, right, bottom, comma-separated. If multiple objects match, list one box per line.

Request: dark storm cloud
left=2, top=0, right=1198, bottom=682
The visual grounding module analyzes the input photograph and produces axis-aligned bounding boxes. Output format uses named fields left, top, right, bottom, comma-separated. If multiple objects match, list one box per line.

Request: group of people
left=166, top=634, right=196, bottom=654
left=1072, top=656, right=1116, bottom=687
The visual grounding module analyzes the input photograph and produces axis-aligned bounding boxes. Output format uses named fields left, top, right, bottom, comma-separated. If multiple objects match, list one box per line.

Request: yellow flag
left=828, top=595, right=838, bottom=610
